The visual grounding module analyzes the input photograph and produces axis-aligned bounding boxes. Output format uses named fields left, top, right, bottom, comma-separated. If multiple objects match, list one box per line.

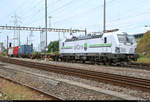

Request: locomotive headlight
left=115, top=47, right=120, bottom=53
left=130, top=55, right=134, bottom=58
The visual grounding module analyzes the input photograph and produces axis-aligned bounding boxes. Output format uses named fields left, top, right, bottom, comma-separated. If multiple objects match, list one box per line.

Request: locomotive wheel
left=103, top=61, right=106, bottom=65
left=108, top=60, right=112, bottom=66
left=103, top=61, right=109, bottom=66
left=82, top=60, right=85, bottom=64
left=103, top=57, right=111, bottom=66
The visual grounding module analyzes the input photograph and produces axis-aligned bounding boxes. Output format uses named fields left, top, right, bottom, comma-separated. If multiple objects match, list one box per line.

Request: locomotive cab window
left=104, top=37, right=107, bottom=43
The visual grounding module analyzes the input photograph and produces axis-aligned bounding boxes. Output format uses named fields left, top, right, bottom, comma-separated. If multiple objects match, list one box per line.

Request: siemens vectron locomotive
left=58, top=31, right=138, bottom=64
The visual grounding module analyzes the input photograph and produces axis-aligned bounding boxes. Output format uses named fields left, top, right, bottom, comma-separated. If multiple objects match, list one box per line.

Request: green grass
left=137, top=58, right=150, bottom=63
left=0, top=78, right=53, bottom=100
left=136, top=55, right=150, bottom=63
left=0, top=94, right=28, bottom=100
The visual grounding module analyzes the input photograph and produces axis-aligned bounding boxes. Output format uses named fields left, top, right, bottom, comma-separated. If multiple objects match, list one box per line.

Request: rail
left=0, top=56, right=150, bottom=93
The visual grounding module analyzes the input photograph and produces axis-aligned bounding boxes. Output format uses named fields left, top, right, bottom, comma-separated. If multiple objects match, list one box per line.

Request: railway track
left=0, top=76, right=61, bottom=100
left=7, top=55, right=150, bottom=71
left=126, top=62, right=150, bottom=70
left=0, top=64, right=63, bottom=100
left=0, top=56, right=150, bottom=93
left=33, top=54, right=150, bottom=70
left=73, top=61, right=150, bottom=71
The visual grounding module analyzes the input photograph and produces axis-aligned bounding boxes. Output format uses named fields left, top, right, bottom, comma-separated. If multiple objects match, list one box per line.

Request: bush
left=0, top=50, right=7, bottom=56
left=47, top=41, right=59, bottom=54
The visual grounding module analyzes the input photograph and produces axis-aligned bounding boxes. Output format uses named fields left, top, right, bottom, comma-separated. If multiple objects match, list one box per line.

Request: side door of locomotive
left=103, top=35, right=112, bottom=53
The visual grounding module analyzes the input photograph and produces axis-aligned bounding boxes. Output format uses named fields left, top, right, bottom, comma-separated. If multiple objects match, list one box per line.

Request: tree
left=137, top=31, right=150, bottom=56
left=47, top=41, right=59, bottom=54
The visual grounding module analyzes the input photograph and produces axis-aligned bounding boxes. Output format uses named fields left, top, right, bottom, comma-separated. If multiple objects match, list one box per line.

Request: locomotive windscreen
left=118, top=34, right=136, bottom=44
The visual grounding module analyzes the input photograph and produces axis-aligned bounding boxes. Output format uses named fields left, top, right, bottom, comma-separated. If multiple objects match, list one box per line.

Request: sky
left=0, top=0, right=150, bottom=51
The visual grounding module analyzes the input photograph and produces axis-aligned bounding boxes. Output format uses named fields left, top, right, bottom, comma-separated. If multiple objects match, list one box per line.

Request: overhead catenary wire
left=22, top=0, right=145, bottom=29
left=21, top=0, right=44, bottom=23
left=1, top=0, right=149, bottom=42
left=0, top=0, right=28, bottom=21
left=22, top=0, right=65, bottom=27
left=49, top=0, right=89, bottom=18
left=52, top=0, right=117, bottom=24
left=48, top=0, right=76, bottom=14
left=52, top=0, right=150, bottom=33
left=25, top=0, right=90, bottom=27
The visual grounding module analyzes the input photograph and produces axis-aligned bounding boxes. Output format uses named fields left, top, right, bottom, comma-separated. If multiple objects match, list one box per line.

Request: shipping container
left=18, top=45, right=33, bottom=55
left=8, top=48, right=13, bottom=55
left=13, top=46, right=19, bottom=55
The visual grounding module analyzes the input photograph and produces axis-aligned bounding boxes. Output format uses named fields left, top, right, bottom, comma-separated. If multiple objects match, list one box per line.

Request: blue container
left=18, top=45, right=33, bottom=55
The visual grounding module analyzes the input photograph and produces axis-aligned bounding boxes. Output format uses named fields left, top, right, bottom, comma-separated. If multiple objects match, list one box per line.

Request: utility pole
left=63, top=32, right=65, bottom=38
left=103, top=0, right=106, bottom=33
left=27, top=36, right=28, bottom=45
left=0, top=32, right=1, bottom=43
left=19, top=25, right=20, bottom=46
left=58, top=32, right=60, bottom=41
left=29, top=31, right=34, bottom=45
left=85, top=28, right=87, bottom=36
left=49, top=16, right=52, bottom=28
left=45, top=0, right=48, bottom=52
left=7, top=36, right=9, bottom=56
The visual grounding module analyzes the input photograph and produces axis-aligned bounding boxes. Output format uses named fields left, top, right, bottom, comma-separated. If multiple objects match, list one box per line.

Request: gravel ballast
left=0, top=62, right=123, bottom=100
left=0, top=61, right=149, bottom=100
left=11, top=57, right=150, bottom=80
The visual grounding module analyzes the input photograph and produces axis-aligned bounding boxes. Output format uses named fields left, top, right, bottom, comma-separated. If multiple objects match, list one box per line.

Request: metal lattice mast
left=11, top=14, right=22, bottom=46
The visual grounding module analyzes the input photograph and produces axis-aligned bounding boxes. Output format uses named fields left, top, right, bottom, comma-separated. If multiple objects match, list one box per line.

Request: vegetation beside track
left=0, top=77, right=54, bottom=100
left=137, top=31, right=150, bottom=56
left=136, top=55, right=150, bottom=63
left=135, top=31, right=150, bottom=63
left=47, top=41, right=59, bottom=54
left=0, top=50, right=7, bottom=56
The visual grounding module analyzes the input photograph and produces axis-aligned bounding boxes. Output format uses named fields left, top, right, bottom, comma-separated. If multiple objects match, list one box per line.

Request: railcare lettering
left=74, top=44, right=84, bottom=50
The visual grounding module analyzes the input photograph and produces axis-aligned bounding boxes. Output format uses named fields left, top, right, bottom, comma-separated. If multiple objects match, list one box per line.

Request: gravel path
left=0, top=62, right=122, bottom=100
left=0, top=61, right=149, bottom=100
left=12, top=57, right=150, bottom=80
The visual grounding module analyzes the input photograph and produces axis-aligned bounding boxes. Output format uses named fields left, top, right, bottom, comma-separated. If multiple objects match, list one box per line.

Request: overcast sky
left=0, top=0, right=150, bottom=50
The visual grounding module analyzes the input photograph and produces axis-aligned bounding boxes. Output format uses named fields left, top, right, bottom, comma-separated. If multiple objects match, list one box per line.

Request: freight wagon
left=13, top=46, right=19, bottom=55
left=18, top=45, right=33, bottom=54
left=18, top=45, right=33, bottom=58
left=8, top=45, right=33, bottom=58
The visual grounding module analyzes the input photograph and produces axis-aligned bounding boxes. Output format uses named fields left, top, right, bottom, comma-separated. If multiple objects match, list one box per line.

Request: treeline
left=137, top=31, right=150, bottom=56
left=47, top=41, right=59, bottom=54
